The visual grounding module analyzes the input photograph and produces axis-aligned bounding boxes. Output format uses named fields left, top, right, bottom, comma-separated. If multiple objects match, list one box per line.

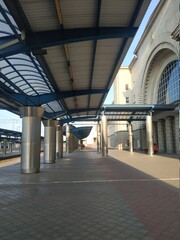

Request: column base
left=44, top=161, right=55, bottom=164
left=21, top=169, right=40, bottom=174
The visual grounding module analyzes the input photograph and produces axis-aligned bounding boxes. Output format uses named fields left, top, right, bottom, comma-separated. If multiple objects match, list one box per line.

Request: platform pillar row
left=19, top=106, right=44, bottom=174
left=43, top=119, right=59, bottom=164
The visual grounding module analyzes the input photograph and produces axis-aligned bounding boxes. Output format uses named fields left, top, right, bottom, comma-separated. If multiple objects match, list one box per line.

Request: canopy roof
left=63, top=125, right=92, bottom=140
left=102, top=104, right=176, bottom=122
left=0, top=128, right=21, bottom=141
left=0, top=0, right=151, bottom=122
left=0, top=125, right=92, bottom=141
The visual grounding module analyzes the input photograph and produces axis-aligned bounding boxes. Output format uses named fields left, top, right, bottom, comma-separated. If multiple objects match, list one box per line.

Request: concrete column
left=9, top=142, right=13, bottom=153
left=43, top=120, right=58, bottom=164
left=97, top=123, right=101, bottom=153
left=153, top=121, right=158, bottom=144
left=74, top=136, right=78, bottom=151
left=174, top=112, right=179, bottom=154
left=72, top=136, right=75, bottom=151
left=76, top=137, right=79, bottom=149
left=70, top=134, right=74, bottom=152
left=66, top=124, right=70, bottom=153
left=56, top=125, right=63, bottom=158
left=165, top=117, right=174, bottom=153
left=101, top=115, right=108, bottom=157
left=140, top=125, right=146, bottom=150
left=3, top=139, right=7, bottom=155
left=19, top=106, right=44, bottom=174
left=146, top=114, right=153, bottom=156
left=128, top=123, right=133, bottom=153
left=157, top=119, right=166, bottom=153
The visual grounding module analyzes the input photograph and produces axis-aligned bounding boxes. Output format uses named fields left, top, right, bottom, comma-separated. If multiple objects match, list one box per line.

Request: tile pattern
left=0, top=148, right=179, bottom=240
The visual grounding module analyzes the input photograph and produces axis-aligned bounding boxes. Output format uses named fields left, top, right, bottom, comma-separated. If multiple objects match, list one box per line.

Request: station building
left=108, top=0, right=180, bottom=154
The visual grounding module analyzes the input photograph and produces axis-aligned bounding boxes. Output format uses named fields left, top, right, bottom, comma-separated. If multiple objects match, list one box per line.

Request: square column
left=69, top=134, right=74, bottom=152
left=128, top=123, right=133, bottom=153
left=19, top=106, right=44, bottom=174
left=165, top=117, right=174, bottom=153
left=174, top=112, right=179, bottom=154
left=56, top=125, right=63, bottom=158
left=153, top=121, right=158, bottom=144
left=43, top=120, right=59, bottom=164
left=3, top=139, right=7, bottom=155
left=157, top=119, right=166, bottom=153
left=101, top=115, right=108, bottom=157
left=146, top=113, right=154, bottom=156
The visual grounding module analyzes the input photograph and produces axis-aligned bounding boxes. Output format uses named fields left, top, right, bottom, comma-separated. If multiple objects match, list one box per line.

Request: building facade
left=109, top=0, right=180, bottom=154
left=108, top=68, right=132, bottom=148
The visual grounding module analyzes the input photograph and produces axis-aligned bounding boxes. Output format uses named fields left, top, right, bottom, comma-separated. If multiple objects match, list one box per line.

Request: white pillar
left=56, top=125, right=63, bottom=158
left=128, top=123, right=133, bottom=153
left=146, top=113, right=154, bottom=156
left=43, top=120, right=58, bottom=164
left=101, top=115, right=108, bottom=157
left=66, top=124, right=70, bottom=153
left=19, top=106, right=44, bottom=173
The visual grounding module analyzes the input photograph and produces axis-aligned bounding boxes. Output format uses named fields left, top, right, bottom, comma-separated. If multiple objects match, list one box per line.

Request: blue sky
left=0, top=0, right=160, bottom=130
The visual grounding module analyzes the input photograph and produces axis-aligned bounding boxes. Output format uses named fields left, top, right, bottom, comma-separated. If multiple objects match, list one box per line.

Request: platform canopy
left=0, top=128, right=21, bottom=141
left=63, top=125, right=92, bottom=140
left=0, top=0, right=151, bottom=122
left=102, top=104, right=176, bottom=122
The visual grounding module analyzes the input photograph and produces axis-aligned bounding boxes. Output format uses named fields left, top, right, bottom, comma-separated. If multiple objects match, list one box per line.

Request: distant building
left=109, top=0, right=180, bottom=154
left=108, top=68, right=133, bottom=148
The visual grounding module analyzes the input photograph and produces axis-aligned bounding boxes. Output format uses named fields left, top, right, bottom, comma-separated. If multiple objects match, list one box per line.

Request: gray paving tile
left=0, top=148, right=179, bottom=240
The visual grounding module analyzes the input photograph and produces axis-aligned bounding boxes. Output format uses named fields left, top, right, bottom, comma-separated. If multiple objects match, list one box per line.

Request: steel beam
left=10, top=89, right=108, bottom=105
left=0, top=27, right=137, bottom=58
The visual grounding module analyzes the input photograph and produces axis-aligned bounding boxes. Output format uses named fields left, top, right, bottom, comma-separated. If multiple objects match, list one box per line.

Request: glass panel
left=157, top=61, right=180, bottom=104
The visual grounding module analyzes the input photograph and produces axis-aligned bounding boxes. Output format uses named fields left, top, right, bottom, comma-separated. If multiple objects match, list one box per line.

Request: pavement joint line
left=0, top=178, right=179, bottom=185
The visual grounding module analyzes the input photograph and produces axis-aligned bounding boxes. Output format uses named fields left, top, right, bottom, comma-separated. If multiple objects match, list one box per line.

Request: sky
left=0, top=0, right=160, bottom=132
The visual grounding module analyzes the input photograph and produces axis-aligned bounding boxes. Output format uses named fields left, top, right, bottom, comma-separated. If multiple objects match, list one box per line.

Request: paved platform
left=0, top=148, right=179, bottom=240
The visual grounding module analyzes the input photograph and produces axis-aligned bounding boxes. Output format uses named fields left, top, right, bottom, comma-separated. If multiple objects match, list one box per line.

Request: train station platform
left=0, top=148, right=179, bottom=240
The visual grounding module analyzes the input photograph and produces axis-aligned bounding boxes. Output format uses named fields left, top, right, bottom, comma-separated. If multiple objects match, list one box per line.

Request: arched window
left=157, top=60, right=180, bottom=104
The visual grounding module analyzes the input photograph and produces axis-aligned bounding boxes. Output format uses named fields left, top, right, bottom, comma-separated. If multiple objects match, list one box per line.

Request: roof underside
left=0, top=0, right=151, bottom=122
